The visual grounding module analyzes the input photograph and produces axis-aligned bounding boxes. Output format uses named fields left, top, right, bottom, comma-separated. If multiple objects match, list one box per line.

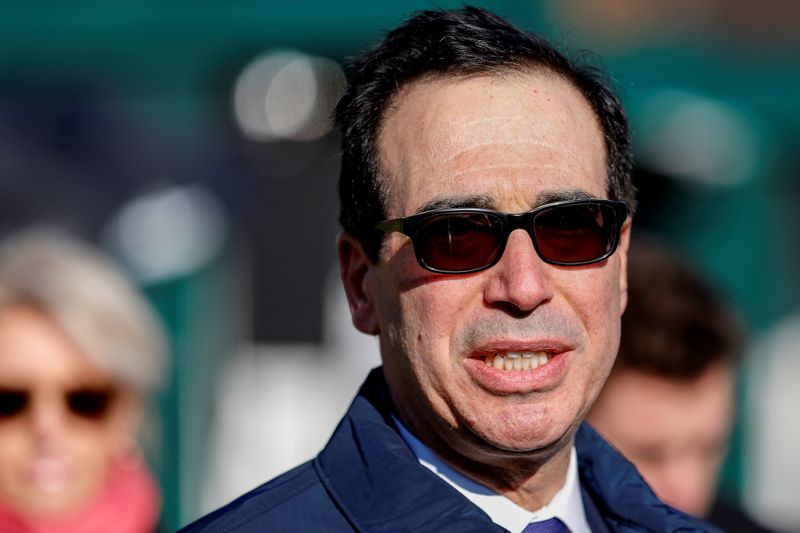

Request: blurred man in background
left=588, top=235, right=774, bottom=532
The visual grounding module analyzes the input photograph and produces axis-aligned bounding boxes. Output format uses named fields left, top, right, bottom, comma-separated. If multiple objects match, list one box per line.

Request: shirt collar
left=394, top=416, right=591, bottom=533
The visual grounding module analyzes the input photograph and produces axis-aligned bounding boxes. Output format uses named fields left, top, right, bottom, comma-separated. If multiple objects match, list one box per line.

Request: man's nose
left=483, top=229, right=554, bottom=313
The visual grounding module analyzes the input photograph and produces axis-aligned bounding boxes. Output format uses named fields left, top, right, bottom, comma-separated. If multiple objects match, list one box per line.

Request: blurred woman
left=0, top=228, right=167, bottom=533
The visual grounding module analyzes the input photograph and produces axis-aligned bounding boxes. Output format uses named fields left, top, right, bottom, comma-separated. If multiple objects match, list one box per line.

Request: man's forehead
left=383, top=72, right=594, bottom=154
left=378, top=72, right=608, bottom=215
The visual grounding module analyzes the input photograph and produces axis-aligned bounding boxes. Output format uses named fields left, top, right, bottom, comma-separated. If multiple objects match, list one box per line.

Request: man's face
left=341, top=72, right=629, bottom=465
left=0, top=305, right=138, bottom=516
left=588, top=364, right=735, bottom=517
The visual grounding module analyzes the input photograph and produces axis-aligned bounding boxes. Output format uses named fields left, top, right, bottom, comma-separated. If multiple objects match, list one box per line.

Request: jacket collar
left=314, top=368, right=502, bottom=532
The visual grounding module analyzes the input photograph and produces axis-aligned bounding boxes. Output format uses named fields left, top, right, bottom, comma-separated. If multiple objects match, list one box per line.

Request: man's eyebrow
left=417, top=195, right=494, bottom=213
left=535, top=189, right=597, bottom=206
left=417, top=189, right=598, bottom=214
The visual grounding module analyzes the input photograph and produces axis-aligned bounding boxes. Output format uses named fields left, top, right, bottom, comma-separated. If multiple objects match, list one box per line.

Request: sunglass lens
left=416, top=213, right=502, bottom=272
left=66, top=388, right=114, bottom=419
left=0, top=389, right=28, bottom=418
left=534, top=203, right=617, bottom=264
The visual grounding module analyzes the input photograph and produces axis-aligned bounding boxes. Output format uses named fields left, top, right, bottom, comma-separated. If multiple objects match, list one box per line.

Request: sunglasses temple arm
left=375, top=219, right=405, bottom=234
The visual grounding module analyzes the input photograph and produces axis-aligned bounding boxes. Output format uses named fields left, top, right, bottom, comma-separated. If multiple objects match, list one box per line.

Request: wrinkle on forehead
left=439, top=116, right=564, bottom=162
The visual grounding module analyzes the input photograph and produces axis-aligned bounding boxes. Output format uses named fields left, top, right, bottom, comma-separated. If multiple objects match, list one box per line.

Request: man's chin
left=461, top=406, right=580, bottom=455
left=467, top=424, right=574, bottom=462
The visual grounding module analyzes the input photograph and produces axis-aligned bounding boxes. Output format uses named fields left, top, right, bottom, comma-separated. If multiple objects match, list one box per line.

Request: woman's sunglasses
left=375, top=199, right=628, bottom=274
left=0, top=386, right=117, bottom=421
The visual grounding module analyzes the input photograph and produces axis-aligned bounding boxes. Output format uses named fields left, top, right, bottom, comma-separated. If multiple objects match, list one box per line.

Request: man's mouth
left=480, top=351, right=552, bottom=371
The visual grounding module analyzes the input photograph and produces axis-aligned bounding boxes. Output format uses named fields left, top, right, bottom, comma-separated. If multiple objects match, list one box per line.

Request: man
left=587, top=236, right=773, bottom=532
left=185, top=7, right=714, bottom=531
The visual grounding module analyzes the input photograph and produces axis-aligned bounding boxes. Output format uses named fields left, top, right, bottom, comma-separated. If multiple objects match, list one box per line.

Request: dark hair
left=616, top=235, right=743, bottom=379
left=335, top=6, right=635, bottom=261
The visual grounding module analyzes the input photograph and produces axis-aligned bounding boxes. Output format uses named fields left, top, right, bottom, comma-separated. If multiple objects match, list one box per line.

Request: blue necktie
left=521, top=517, right=569, bottom=532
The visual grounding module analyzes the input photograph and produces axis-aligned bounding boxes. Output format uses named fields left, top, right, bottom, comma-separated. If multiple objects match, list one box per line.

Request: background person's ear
left=108, top=388, right=143, bottom=462
left=337, top=233, right=380, bottom=335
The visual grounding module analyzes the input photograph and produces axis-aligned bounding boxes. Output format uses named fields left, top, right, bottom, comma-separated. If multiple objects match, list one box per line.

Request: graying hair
left=0, top=228, right=168, bottom=394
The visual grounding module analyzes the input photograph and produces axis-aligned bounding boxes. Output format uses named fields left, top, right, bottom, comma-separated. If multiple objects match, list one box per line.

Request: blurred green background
left=2, top=1, right=799, bottom=530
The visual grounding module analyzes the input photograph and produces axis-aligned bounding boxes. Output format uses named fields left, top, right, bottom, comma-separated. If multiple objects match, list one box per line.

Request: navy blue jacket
left=183, top=368, right=718, bottom=532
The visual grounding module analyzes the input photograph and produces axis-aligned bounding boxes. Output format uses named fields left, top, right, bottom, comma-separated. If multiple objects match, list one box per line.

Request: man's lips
left=469, top=339, right=574, bottom=356
left=463, top=342, right=572, bottom=393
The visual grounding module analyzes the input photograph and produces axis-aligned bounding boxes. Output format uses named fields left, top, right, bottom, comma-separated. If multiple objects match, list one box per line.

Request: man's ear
left=618, top=220, right=632, bottom=315
left=337, top=232, right=380, bottom=335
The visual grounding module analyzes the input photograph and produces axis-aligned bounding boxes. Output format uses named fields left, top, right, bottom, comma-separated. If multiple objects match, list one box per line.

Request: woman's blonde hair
left=0, top=227, right=167, bottom=394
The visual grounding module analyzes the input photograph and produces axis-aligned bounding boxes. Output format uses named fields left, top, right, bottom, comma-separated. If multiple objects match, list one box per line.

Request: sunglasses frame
left=375, top=198, right=629, bottom=274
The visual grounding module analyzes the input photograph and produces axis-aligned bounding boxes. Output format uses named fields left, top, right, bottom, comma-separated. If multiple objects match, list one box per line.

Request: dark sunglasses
left=375, top=199, right=628, bottom=274
left=0, top=386, right=117, bottom=421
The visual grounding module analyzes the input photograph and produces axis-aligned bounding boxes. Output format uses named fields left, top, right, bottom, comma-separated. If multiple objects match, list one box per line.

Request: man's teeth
left=483, top=352, right=551, bottom=371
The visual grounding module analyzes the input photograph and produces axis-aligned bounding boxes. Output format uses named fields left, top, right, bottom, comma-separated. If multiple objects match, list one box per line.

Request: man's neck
left=394, top=414, right=592, bottom=532
left=394, top=411, right=575, bottom=511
